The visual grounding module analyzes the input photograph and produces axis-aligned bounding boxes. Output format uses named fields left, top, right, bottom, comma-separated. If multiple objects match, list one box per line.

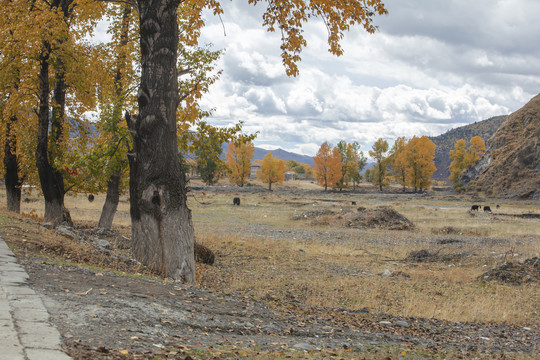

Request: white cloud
left=197, top=0, right=540, bottom=156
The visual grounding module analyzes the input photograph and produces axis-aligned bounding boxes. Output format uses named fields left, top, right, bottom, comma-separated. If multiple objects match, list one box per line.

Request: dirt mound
left=407, top=249, right=439, bottom=262
left=479, top=258, right=540, bottom=285
left=345, top=206, right=415, bottom=230
left=292, top=207, right=414, bottom=230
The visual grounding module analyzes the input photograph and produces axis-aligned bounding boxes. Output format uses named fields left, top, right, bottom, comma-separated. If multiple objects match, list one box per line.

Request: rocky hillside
left=430, top=115, right=507, bottom=181
left=461, top=94, right=540, bottom=199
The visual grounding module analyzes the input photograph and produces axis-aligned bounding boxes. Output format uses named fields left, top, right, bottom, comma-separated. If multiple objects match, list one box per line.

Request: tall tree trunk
left=35, top=0, right=73, bottom=225
left=4, top=116, right=21, bottom=213
left=97, top=5, right=132, bottom=229
left=128, top=0, right=195, bottom=281
left=36, top=47, right=65, bottom=223
left=98, top=171, right=121, bottom=229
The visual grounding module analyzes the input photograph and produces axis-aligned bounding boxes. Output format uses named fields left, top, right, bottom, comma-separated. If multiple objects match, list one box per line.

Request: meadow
left=10, top=179, right=540, bottom=326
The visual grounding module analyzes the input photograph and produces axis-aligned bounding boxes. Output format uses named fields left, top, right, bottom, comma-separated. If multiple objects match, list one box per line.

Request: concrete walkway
left=0, top=237, right=71, bottom=360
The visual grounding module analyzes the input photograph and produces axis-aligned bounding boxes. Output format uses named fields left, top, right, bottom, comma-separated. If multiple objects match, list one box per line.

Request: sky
left=193, top=0, right=540, bottom=156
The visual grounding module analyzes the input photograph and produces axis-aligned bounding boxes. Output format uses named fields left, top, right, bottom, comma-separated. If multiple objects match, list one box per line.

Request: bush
left=453, top=182, right=466, bottom=193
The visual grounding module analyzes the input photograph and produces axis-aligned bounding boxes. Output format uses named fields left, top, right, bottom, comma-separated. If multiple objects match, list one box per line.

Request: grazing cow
left=484, top=206, right=492, bottom=213
left=351, top=201, right=357, bottom=205
left=233, top=197, right=241, bottom=206
left=88, top=194, right=95, bottom=202
left=471, top=205, right=481, bottom=211
left=496, top=204, right=500, bottom=209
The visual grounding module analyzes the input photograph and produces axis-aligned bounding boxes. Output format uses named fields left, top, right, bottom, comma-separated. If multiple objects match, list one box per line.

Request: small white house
left=284, top=171, right=296, bottom=181
left=250, top=163, right=261, bottom=178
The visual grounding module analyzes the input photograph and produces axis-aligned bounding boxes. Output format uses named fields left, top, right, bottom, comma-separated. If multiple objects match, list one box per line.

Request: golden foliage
left=248, top=0, right=388, bottom=76
left=313, top=142, right=342, bottom=191
left=448, top=136, right=485, bottom=185
left=369, top=138, right=390, bottom=191
left=226, top=141, right=255, bottom=187
left=0, top=0, right=105, bottom=193
left=390, top=137, right=408, bottom=190
left=257, top=153, right=285, bottom=190
left=406, top=136, right=436, bottom=192
left=336, top=141, right=365, bottom=190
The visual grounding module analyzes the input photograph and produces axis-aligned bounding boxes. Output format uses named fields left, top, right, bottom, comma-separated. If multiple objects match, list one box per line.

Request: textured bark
left=98, top=172, right=121, bottom=229
left=4, top=117, right=21, bottom=213
left=36, top=47, right=65, bottom=223
left=35, top=0, right=73, bottom=224
left=127, top=0, right=195, bottom=281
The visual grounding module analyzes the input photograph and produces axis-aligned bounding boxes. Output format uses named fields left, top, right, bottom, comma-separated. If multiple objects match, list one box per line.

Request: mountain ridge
left=461, top=94, right=540, bottom=199
left=429, top=115, right=507, bottom=181
left=220, top=143, right=315, bottom=166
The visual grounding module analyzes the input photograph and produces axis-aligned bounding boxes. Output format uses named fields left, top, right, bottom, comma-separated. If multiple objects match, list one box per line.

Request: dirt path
left=17, top=254, right=540, bottom=359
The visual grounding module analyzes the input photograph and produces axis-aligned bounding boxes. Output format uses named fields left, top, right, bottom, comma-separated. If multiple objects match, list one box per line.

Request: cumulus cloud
left=198, top=0, right=540, bottom=156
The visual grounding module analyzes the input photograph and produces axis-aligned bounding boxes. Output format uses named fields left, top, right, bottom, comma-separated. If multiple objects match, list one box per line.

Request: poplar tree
left=448, top=136, right=485, bottom=185
left=369, top=138, right=390, bottom=191
left=313, top=142, right=342, bottom=191
left=257, top=153, right=284, bottom=191
left=226, top=141, right=255, bottom=187
left=4, top=0, right=388, bottom=280
left=390, top=137, right=408, bottom=192
left=406, top=136, right=436, bottom=192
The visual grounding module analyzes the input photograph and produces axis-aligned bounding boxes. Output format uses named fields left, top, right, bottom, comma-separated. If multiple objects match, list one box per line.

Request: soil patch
left=435, top=238, right=464, bottom=245
left=15, top=253, right=540, bottom=359
left=406, top=249, right=472, bottom=263
left=496, top=213, right=540, bottom=219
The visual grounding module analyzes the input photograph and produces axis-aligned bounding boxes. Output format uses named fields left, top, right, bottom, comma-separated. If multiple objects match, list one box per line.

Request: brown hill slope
left=461, top=94, right=540, bottom=199
left=429, top=115, right=507, bottom=181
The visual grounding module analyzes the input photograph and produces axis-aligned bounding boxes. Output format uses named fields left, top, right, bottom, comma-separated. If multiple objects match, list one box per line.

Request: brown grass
left=195, top=231, right=539, bottom=324
left=4, top=186, right=540, bottom=325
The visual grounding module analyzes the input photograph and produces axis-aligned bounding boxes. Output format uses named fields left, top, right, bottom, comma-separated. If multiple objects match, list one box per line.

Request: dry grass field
left=11, top=179, right=540, bottom=327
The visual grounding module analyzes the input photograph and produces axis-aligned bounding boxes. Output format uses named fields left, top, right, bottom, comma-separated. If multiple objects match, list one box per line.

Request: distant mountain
left=461, top=94, right=540, bottom=199
left=220, top=144, right=314, bottom=166
left=429, top=115, right=507, bottom=181
left=252, top=147, right=314, bottom=166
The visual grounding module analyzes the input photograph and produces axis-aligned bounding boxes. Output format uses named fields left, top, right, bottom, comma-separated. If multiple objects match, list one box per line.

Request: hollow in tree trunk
left=127, top=0, right=195, bottom=281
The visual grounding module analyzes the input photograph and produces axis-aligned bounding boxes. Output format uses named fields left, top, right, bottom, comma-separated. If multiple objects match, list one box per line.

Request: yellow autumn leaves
left=449, top=136, right=486, bottom=185
left=314, top=136, right=438, bottom=192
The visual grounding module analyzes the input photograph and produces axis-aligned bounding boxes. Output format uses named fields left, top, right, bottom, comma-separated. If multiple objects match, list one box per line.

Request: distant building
left=250, top=163, right=261, bottom=178
left=284, top=171, right=296, bottom=181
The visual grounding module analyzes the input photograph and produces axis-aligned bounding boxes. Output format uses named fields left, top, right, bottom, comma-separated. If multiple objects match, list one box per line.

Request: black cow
left=88, top=194, right=95, bottom=202
left=351, top=201, right=357, bottom=205
left=233, top=197, right=241, bottom=206
left=484, top=206, right=492, bottom=213
left=471, top=205, right=481, bottom=211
